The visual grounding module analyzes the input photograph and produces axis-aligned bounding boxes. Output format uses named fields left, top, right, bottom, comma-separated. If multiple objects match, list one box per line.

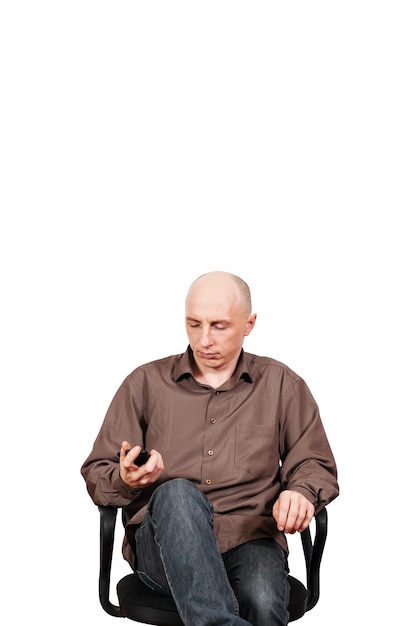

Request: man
left=81, top=271, right=339, bottom=626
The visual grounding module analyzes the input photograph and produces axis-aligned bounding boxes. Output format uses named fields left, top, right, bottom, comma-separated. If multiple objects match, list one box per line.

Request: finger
left=120, top=441, right=132, bottom=459
left=120, top=443, right=143, bottom=469
left=297, top=504, right=315, bottom=533
left=274, top=499, right=289, bottom=532
left=142, top=450, right=163, bottom=474
left=135, top=451, right=164, bottom=485
left=284, top=505, right=301, bottom=534
left=288, top=501, right=314, bottom=533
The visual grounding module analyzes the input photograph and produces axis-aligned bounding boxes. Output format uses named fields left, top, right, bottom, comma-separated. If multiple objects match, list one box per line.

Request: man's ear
left=244, top=313, right=257, bottom=336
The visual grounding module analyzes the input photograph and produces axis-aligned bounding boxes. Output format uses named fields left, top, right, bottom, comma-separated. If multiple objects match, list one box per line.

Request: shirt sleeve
left=80, top=376, right=145, bottom=506
left=278, top=377, right=339, bottom=511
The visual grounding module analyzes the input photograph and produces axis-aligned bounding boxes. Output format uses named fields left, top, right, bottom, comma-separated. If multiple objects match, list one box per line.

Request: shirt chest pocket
left=234, top=423, right=278, bottom=478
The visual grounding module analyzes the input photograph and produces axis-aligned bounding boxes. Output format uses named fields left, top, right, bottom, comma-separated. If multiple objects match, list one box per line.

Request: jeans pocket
left=135, top=569, right=171, bottom=595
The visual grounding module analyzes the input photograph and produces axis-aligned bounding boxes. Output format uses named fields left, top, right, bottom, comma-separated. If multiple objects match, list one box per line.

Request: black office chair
left=98, top=505, right=328, bottom=624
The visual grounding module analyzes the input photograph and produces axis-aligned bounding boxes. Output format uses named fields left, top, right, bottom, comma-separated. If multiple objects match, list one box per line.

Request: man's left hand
left=272, top=490, right=315, bottom=534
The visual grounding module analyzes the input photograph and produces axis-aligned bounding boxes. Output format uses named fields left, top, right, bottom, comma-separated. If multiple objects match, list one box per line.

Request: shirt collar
left=174, top=346, right=253, bottom=384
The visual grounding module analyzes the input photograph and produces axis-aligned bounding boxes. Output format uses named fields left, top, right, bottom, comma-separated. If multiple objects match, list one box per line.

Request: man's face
left=185, top=279, right=256, bottom=374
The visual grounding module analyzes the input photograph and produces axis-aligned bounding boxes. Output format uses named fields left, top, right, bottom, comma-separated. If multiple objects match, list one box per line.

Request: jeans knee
left=236, top=581, right=290, bottom=626
left=153, top=478, right=198, bottom=502
left=150, top=479, right=213, bottom=520
left=225, top=539, right=290, bottom=625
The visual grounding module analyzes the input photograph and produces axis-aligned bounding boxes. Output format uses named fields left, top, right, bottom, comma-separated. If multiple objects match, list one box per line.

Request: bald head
left=186, top=271, right=252, bottom=316
left=185, top=272, right=256, bottom=383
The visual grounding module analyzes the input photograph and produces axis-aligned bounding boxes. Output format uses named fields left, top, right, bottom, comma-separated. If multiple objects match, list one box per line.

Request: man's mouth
left=199, top=352, right=218, bottom=360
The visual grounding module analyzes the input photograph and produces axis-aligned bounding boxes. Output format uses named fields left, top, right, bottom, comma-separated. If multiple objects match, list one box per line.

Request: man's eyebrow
left=186, top=317, right=230, bottom=324
left=209, top=319, right=231, bottom=326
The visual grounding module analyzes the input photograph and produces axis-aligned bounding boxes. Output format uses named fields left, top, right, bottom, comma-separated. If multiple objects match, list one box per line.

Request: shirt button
left=208, top=449, right=214, bottom=456
left=205, top=479, right=212, bottom=485
left=210, top=418, right=216, bottom=424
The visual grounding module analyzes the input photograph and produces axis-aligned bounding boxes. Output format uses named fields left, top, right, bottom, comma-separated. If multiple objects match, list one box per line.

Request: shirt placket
left=201, top=390, right=223, bottom=486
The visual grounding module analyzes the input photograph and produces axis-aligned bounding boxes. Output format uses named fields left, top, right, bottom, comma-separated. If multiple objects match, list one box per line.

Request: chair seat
left=118, top=575, right=184, bottom=625
left=117, top=572, right=309, bottom=624
left=287, top=575, right=309, bottom=622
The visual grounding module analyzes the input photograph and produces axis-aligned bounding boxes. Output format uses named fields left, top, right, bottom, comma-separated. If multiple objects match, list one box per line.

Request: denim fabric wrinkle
left=135, top=519, right=171, bottom=595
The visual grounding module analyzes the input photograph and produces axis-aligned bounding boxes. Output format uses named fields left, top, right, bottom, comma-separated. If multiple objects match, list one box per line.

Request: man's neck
left=190, top=349, right=242, bottom=390
left=192, top=358, right=239, bottom=389
left=193, top=369, right=232, bottom=389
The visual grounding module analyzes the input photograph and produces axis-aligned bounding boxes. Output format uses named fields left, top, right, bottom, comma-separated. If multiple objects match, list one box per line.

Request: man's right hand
left=119, top=440, right=164, bottom=488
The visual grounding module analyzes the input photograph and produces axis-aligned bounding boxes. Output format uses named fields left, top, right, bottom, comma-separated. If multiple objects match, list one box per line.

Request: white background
left=1, top=1, right=414, bottom=624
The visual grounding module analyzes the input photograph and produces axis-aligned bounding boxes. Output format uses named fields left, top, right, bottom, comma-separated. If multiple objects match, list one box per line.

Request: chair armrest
left=301, top=507, right=328, bottom=611
left=98, top=505, right=122, bottom=617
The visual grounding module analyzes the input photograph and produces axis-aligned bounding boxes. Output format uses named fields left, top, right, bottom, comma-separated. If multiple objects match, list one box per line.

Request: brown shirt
left=81, top=348, right=339, bottom=568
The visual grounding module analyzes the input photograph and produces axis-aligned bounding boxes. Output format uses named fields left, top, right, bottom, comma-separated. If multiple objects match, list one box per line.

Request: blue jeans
left=135, top=479, right=290, bottom=626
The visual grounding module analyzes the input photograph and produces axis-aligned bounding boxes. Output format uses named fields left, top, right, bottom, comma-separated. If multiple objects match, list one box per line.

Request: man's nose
left=200, top=326, right=213, bottom=346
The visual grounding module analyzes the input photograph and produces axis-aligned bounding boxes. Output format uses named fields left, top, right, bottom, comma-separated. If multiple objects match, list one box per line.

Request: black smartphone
left=118, top=449, right=150, bottom=466
left=130, top=449, right=150, bottom=466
